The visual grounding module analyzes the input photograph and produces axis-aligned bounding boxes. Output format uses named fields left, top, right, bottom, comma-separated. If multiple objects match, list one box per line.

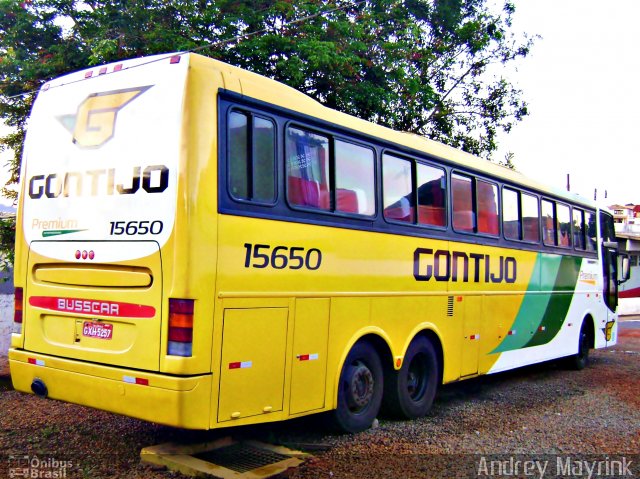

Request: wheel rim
left=345, top=360, right=375, bottom=412
left=406, top=353, right=428, bottom=401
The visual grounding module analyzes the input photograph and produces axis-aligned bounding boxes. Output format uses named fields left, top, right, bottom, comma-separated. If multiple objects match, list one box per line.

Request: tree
left=0, top=0, right=535, bottom=263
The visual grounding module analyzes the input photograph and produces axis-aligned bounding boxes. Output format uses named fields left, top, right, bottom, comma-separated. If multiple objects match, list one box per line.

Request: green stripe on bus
left=491, top=254, right=556, bottom=353
left=523, top=255, right=581, bottom=348
left=492, top=255, right=582, bottom=353
left=42, top=229, right=86, bottom=237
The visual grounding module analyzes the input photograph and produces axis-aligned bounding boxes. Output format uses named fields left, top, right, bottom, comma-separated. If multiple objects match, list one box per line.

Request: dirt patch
left=0, top=356, right=9, bottom=377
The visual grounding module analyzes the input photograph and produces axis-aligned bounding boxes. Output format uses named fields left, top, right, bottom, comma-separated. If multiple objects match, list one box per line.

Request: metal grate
left=194, top=443, right=291, bottom=473
left=447, top=296, right=454, bottom=317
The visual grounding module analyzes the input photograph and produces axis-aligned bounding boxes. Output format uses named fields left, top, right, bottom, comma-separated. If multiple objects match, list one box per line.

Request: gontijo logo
left=58, top=85, right=152, bottom=148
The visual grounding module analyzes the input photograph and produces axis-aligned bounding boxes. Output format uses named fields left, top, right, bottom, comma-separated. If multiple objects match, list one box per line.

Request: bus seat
left=453, top=211, right=475, bottom=232
left=418, top=205, right=445, bottom=226
left=288, top=176, right=329, bottom=209
left=384, top=205, right=414, bottom=222
left=337, top=188, right=358, bottom=213
left=523, top=217, right=540, bottom=241
left=478, top=211, right=499, bottom=235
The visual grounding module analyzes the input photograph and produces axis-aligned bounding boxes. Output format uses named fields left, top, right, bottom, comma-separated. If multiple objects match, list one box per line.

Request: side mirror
left=619, top=254, right=631, bottom=285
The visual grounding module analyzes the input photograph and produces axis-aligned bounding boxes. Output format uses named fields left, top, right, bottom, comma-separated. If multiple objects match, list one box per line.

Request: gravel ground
left=0, top=326, right=638, bottom=479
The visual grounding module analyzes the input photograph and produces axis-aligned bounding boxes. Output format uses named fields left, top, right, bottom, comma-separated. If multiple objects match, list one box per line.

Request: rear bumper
left=8, top=349, right=212, bottom=429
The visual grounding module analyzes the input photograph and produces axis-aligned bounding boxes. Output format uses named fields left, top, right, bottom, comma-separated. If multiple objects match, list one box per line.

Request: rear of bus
left=8, top=54, right=214, bottom=428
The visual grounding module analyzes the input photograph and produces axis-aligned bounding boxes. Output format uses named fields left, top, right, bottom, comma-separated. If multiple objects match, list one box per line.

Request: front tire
left=382, top=336, right=439, bottom=419
left=331, top=341, right=383, bottom=433
left=567, top=320, right=591, bottom=370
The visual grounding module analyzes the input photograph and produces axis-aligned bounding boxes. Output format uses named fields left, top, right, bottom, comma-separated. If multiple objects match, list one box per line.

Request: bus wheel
left=568, top=320, right=591, bottom=370
left=332, top=341, right=383, bottom=433
left=382, top=336, right=438, bottom=419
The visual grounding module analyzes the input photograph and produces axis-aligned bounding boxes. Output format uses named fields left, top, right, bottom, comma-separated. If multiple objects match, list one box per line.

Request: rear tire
left=382, top=336, right=439, bottom=419
left=331, top=341, right=383, bottom=433
left=567, top=320, right=591, bottom=370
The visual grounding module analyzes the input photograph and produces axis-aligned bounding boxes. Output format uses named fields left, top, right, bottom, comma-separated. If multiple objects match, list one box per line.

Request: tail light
left=13, top=287, right=23, bottom=334
left=167, top=299, right=193, bottom=357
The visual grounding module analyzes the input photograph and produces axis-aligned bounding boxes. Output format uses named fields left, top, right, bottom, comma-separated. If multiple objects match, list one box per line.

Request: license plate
left=82, top=321, right=113, bottom=340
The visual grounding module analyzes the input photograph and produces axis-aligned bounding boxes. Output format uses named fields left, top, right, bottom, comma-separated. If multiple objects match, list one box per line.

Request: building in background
left=609, top=203, right=638, bottom=233
left=611, top=203, right=640, bottom=312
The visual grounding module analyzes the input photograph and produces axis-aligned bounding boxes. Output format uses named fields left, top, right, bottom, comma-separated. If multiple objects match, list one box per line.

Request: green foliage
left=0, top=215, right=15, bottom=272
left=0, top=0, right=535, bottom=264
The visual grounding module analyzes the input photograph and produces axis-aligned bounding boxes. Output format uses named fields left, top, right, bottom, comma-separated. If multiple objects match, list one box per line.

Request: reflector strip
left=229, top=361, right=252, bottom=369
left=508, top=330, right=516, bottom=336
left=297, top=353, right=319, bottom=361
left=469, top=334, right=480, bottom=340
left=27, top=358, right=45, bottom=366
left=538, top=326, right=546, bottom=332
left=123, top=376, right=149, bottom=385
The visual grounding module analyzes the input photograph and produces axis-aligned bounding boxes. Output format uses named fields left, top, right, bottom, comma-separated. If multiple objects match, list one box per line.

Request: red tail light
left=167, top=299, right=193, bottom=357
left=13, top=287, right=23, bottom=334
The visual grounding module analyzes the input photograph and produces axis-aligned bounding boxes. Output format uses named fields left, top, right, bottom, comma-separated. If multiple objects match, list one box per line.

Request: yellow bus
left=9, top=52, right=630, bottom=433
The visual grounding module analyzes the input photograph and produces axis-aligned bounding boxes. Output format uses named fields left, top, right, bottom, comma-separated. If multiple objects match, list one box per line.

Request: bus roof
left=41, top=51, right=596, bottom=210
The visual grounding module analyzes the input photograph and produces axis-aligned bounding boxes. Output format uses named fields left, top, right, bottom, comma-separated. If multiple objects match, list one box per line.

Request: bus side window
left=417, top=163, right=446, bottom=227
left=503, top=188, right=520, bottom=240
left=229, top=111, right=249, bottom=200
left=477, top=179, right=499, bottom=235
left=542, top=199, right=556, bottom=246
left=335, top=140, right=375, bottom=216
left=286, top=127, right=330, bottom=210
left=573, top=208, right=585, bottom=250
left=585, top=211, right=597, bottom=251
left=452, top=174, right=475, bottom=232
left=556, top=203, right=572, bottom=248
left=228, top=111, right=276, bottom=204
left=383, top=154, right=414, bottom=223
left=522, top=192, right=540, bottom=243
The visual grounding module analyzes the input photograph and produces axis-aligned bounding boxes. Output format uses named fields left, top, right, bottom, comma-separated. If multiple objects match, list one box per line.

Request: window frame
left=284, top=121, right=377, bottom=218
left=381, top=150, right=448, bottom=230
left=227, top=108, right=278, bottom=206
left=451, top=170, right=500, bottom=237
left=555, top=201, right=572, bottom=249
left=501, top=186, right=541, bottom=245
left=572, top=207, right=586, bottom=251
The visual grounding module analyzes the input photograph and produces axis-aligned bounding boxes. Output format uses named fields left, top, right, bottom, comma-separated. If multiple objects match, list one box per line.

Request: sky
left=1, top=0, right=639, bottom=208
left=494, top=0, right=640, bottom=208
